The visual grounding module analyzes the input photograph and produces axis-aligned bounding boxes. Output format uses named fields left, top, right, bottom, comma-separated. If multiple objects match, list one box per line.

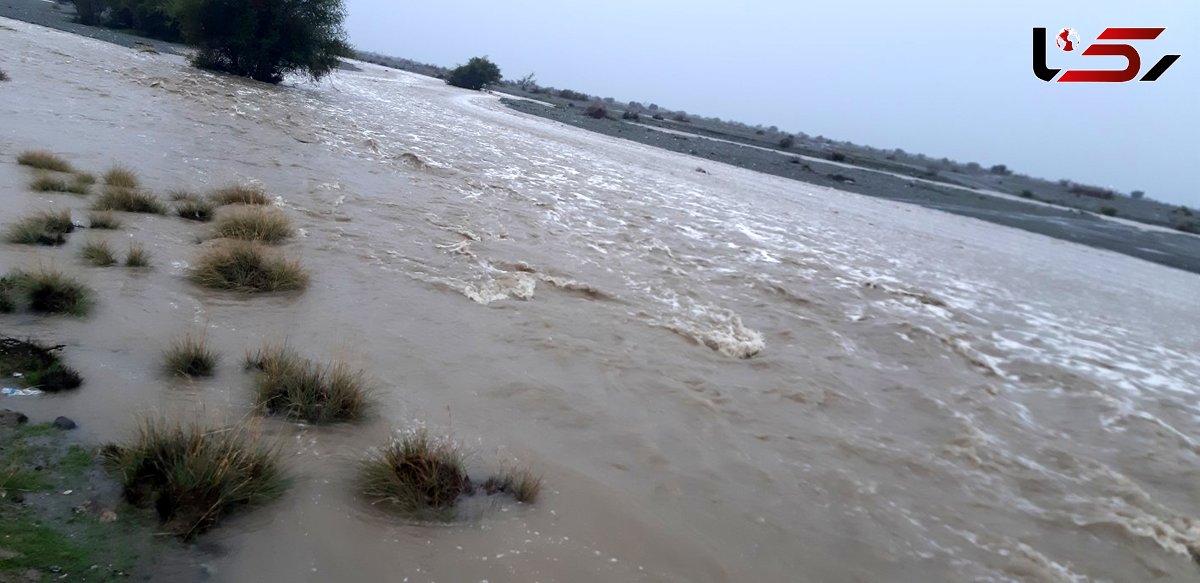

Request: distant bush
left=556, top=89, right=588, bottom=101
left=651, top=113, right=664, bottom=120
left=778, top=135, right=795, bottom=149
left=755, top=130, right=765, bottom=135
left=990, top=164, right=1010, bottom=175
left=0, top=69, right=8, bottom=82
left=671, top=113, right=691, bottom=123
left=1130, top=190, right=1145, bottom=200
left=70, top=0, right=107, bottom=26
left=104, top=0, right=182, bottom=41
left=1020, top=190, right=1034, bottom=199
left=446, top=57, right=501, bottom=90
left=585, top=102, right=608, bottom=119
left=830, top=152, right=847, bottom=162
left=172, top=0, right=349, bottom=83
left=1099, top=206, right=1118, bottom=217
left=621, top=110, right=639, bottom=121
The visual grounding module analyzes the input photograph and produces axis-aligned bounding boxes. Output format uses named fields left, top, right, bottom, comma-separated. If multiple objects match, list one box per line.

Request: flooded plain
left=2, top=19, right=1199, bottom=582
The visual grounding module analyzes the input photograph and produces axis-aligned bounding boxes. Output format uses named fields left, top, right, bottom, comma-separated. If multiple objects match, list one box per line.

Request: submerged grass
left=214, top=207, right=293, bottom=243
left=80, top=240, right=117, bottom=267
left=245, top=344, right=369, bottom=424
left=189, top=241, right=308, bottom=293
left=88, top=211, right=122, bottom=230
left=359, top=430, right=467, bottom=515
left=17, top=150, right=72, bottom=173
left=4, top=269, right=94, bottom=316
left=175, top=197, right=216, bottom=222
left=93, top=186, right=165, bottom=214
left=125, top=243, right=151, bottom=268
left=102, top=417, right=287, bottom=539
left=163, top=333, right=218, bottom=377
left=0, top=336, right=83, bottom=392
left=209, top=184, right=271, bottom=206
left=5, top=209, right=75, bottom=245
left=102, top=165, right=139, bottom=189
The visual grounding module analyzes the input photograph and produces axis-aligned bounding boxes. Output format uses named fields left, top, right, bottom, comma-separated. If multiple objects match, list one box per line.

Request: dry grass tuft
left=5, top=209, right=75, bottom=245
left=163, top=333, right=218, bottom=377
left=359, top=430, right=467, bottom=515
left=102, top=165, right=140, bottom=189
left=175, top=197, right=216, bottom=222
left=93, top=186, right=165, bottom=214
left=487, top=467, right=543, bottom=503
left=189, top=241, right=307, bottom=293
left=214, top=207, right=293, bottom=243
left=17, top=150, right=72, bottom=172
left=209, top=184, right=271, bottom=206
left=28, top=173, right=89, bottom=194
left=245, top=344, right=369, bottom=424
left=125, top=243, right=151, bottom=268
left=4, top=269, right=93, bottom=316
left=88, top=212, right=122, bottom=230
left=80, top=240, right=117, bottom=267
left=102, top=417, right=287, bottom=539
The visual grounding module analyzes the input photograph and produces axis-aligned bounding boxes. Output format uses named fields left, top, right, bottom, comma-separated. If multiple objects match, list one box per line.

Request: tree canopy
left=446, top=57, right=502, bottom=90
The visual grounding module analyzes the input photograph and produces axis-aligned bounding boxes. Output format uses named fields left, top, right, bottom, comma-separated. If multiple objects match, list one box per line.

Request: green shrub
left=171, top=0, right=349, bottom=83
left=102, top=417, right=287, bottom=539
left=245, top=344, right=368, bottom=424
left=446, top=56, right=501, bottom=90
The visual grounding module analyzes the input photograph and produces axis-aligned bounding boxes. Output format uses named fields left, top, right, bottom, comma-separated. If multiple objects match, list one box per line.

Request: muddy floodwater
left=2, top=19, right=1200, bottom=583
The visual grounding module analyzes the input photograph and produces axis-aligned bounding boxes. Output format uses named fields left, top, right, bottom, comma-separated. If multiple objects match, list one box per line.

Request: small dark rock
left=0, top=409, right=29, bottom=427
left=52, top=416, right=77, bottom=430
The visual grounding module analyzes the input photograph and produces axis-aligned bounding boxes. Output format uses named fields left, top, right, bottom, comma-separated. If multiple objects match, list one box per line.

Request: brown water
left=3, top=19, right=1200, bottom=583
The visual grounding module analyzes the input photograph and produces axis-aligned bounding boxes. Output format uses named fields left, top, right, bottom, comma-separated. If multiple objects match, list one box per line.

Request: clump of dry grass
left=4, top=269, right=93, bottom=316
left=28, top=173, right=89, bottom=194
left=80, top=240, right=117, bottom=266
left=93, top=186, right=165, bottom=214
left=245, top=344, right=369, bottom=424
left=88, top=212, right=122, bottom=230
left=74, top=172, right=97, bottom=186
left=214, top=208, right=293, bottom=243
left=102, top=417, right=287, bottom=539
left=17, top=150, right=73, bottom=172
left=359, top=430, right=467, bottom=516
left=209, top=184, right=271, bottom=206
left=163, top=333, right=218, bottom=377
left=189, top=241, right=307, bottom=293
left=485, top=467, right=543, bottom=503
left=102, top=165, right=140, bottom=189
left=175, top=197, right=216, bottom=222
left=5, top=209, right=75, bottom=245
left=125, top=243, right=151, bottom=267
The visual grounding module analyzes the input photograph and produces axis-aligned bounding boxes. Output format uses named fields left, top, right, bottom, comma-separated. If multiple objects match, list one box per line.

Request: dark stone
left=0, top=409, right=28, bottom=427
left=52, top=416, right=77, bottom=430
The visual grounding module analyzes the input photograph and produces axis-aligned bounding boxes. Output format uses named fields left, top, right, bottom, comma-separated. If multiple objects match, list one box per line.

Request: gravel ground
left=503, top=98, right=1200, bottom=275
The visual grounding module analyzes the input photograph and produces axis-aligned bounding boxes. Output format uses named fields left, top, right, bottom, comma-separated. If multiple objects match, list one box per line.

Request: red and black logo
left=1033, top=27, right=1181, bottom=82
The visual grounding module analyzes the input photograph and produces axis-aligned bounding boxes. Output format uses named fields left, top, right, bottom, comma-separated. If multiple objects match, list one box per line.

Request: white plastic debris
left=2, top=387, right=43, bottom=397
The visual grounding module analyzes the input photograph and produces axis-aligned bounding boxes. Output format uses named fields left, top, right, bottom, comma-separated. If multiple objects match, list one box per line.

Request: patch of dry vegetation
left=102, top=165, right=140, bottom=189
left=88, top=212, right=122, bottom=230
left=125, top=243, right=151, bottom=268
left=245, top=344, right=369, bottom=424
left=3, top=269, right=93, bottom=316
left=209, top=184, right=271, bottom=206
left=93, top=186, right=165, bottom=214
left=80, top=240, right=117, bottom=266
left=162, top=333, right=218, bottom=377
left=17, top=150, right=72, bottom=173
left=214, top=208, right=293, bottom=243
left=5, top=209, right=75, bottom=246
left=189, top=241, right=307, bottom=292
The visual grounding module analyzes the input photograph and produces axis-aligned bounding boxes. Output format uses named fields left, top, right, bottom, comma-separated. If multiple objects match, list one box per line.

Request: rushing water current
left=2, top=19, right=1199, bottom=583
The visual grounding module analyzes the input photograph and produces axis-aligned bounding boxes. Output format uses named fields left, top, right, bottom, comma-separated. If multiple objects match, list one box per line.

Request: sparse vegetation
left=214, top=208, right=294, bottom=243
left=0, top=336, right=83, bottom=392
left=585, top=102, right=608, bottom=120
left=486, top=467, right=542, bottom=503
left=1020, top=190, right=1035, bottom=199
left=446, top=56, right=502, bottom=90
left=779, top=135, right=795, bottom=149
left=28, top=173, right=89, bottom=194
left=102, top=165, right=140, bottom=189
left=175, top=197, right=216, bottom=222
left=209, top=184, right=271, bottom=206
left=80, top=240, right=118, bottom=267
left=621, top=110, right=639, bottom=121
left=125, top=243, right=151, bottom=267
left=245, top=344, right=369, bottom=424
left=5, top=209, right=75, bottom=246
left=163, top=333, right=218, bottom=377
left=0, top=69, right=8, bottom=82
left=830, top=152, right=847, bottom=163
left=4, top=269, right=93, bottom=316
left=102, top=417, right=287, bottom=539
left=1099, top=206, right=1118, bottom=217
left=93, top=186, right=166, bottom=214
left=0, top=278, right=14, bottom=314
left=557, top=89, right=590, bottom=101
left=359, top=430, right=467, bottom=515
left=17, top=150, right=73, bottom=173
left=189, top=241, right=308, bottom=292
left=88, top=211, right=122, bottom=230
left=171, top=0, right=349, bottom=83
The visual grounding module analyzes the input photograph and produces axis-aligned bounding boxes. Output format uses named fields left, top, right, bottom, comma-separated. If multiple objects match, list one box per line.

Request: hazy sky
left=345, top=1, right=1198, bottom=205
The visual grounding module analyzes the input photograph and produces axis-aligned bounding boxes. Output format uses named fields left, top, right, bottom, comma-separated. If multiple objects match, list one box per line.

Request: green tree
left=170, top=0, right=349, bottom=83
left=446, top=57, right=501, bottom=90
